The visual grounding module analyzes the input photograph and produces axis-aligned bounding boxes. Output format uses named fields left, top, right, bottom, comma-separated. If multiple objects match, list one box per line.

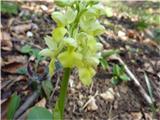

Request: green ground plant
left=27, top=0, right=106, bottom=119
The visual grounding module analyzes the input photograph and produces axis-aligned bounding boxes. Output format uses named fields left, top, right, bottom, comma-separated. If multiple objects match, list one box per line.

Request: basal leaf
left=20, top=44, right=32, bottom=54
left=7, top=93, right=21, bottom=120
left=27, top=106, right=52, bottom=120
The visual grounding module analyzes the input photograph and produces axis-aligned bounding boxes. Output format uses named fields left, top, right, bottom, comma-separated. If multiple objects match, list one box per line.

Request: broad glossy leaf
left=52, top=27, right=67, bottom=43
left=7, top=93, right=21, bottom=120
left=51, top=12, right=66, bottom=26
left=78, top=67, right=96, bottom=86
left=58, top=50, right=82, bottom=68
left=44, top=36, right=56, bottom=50
left=65, top=8, right=77, bottom=24
left=49, top=58, right=55, bottom=78
left=27, top=106, right=52, bottom=120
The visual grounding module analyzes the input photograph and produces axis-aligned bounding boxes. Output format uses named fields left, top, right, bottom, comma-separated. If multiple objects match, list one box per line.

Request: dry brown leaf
left=10, top=23, right=38, bottom=34
left=1, top=32, right=13, bottom=51
left=35, top=98, right=46, bottom=108
left=144, top=63, right=154, bottom=73
left=2, top=55, right=27, bottom=73
left=2, top=63, right=24, bottom=74
left=143, top=38, right=159, bottom=48
left=2, top=55, right=27, bottom=67
left=131, top=112, right=142, bottom=120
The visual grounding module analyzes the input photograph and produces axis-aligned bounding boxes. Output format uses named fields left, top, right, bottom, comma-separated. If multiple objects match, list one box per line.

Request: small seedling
left=111, top=64, right=130, bottom=85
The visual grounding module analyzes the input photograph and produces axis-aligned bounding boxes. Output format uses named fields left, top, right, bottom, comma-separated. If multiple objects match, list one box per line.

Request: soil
left=1, top=1, right=160, bottom=120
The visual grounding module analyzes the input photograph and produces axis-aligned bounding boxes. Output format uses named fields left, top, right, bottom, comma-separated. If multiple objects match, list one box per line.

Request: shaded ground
left=1, top=1, right=160, bottom=120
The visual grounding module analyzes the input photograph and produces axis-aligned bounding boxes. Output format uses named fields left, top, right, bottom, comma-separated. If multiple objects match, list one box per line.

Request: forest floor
left=1, top=1, right=160, bottom=120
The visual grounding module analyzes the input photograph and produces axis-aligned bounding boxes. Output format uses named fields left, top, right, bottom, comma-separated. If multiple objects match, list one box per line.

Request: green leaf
left=120, top=74, right=130, bottom=81
left=111, top=77, right=120, bottom=85
left=58, top=50, right=82, bottom=68
left=44, top=36, right=56, bottom=50
left=27, top=106, right=52, bottom=120
left=20, top=44, right=32, bottom=54
left=51, top=12, right=66, bottom=26
left=1, top=2, right=19, bottom=15
left=52, top=27, right=67, bottom=43
left=78, top=67, right=95, bottom=86
left=49, top=58, right=55, bottom=78
left=113, top=64, right=121, bottom=76
left=99, top=58, right=109, bottom=69
left=42, top=80, right=53, bottom=99
left=7, top=93, right=21, bottom=120
left=16, top=67, right=27, bottom=75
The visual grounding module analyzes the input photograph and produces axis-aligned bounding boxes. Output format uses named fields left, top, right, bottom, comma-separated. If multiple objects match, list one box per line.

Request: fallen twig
left=99, top=38, right=153, bottom=105
left=113, top=55, right=153, bottom=105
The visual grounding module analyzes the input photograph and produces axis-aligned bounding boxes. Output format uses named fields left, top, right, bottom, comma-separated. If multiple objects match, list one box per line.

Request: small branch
left=14, top=89, right=40, bottom=119
left=116, top=56, right=153, bottom=105
left=99, top=38, right=153, bottom=105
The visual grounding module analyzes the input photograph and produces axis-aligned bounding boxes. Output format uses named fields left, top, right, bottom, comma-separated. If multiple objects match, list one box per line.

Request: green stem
left=57, top=68, right=71, bottom=119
